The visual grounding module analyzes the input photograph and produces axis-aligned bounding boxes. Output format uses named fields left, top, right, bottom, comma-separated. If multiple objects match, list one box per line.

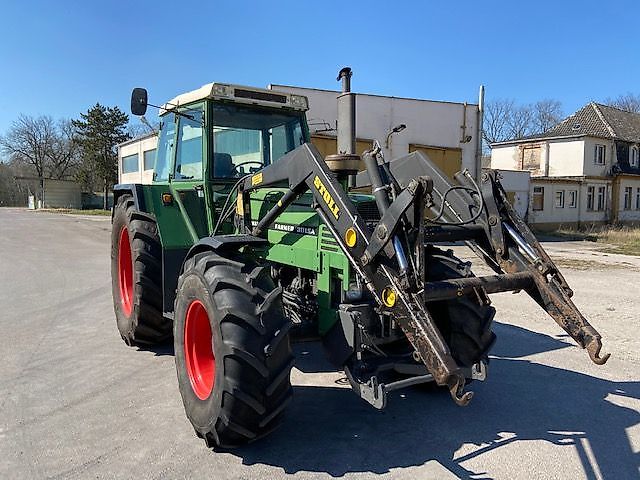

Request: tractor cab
left=137, top=83, right=312, bottom=243
left=151, top=84, right=310, bottom=183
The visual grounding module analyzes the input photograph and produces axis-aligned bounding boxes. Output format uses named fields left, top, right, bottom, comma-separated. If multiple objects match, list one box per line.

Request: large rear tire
left=426, top=248, right=496, bottom=368
left=111, top=194, right=171, bottom=346
left=174, top=251, right=294, bottom=449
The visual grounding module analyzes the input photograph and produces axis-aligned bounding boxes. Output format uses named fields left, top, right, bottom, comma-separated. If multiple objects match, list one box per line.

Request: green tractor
left=111, top=68, right=609, bottom=449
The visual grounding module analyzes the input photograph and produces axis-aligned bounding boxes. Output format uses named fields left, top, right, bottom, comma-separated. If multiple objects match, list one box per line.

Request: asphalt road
left=0, top=208, right=638, bottom=480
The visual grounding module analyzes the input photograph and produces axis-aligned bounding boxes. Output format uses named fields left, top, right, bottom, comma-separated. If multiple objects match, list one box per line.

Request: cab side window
left=154, top=113, right=175, bottom=181
left=175, top=107, right=204, bottom=181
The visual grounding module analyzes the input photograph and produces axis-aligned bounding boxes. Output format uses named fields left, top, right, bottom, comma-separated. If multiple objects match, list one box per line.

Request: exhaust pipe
left=337, top=67, right=356, bottom=155
left=326, top=67, right=360, bottom=182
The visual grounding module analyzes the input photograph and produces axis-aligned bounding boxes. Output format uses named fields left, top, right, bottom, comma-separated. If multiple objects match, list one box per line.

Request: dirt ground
left=0, top=208, right=638, bottom=480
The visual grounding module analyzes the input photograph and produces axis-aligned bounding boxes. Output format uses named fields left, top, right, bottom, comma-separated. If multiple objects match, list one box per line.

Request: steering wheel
left=232, top=160, right=263, bottom=176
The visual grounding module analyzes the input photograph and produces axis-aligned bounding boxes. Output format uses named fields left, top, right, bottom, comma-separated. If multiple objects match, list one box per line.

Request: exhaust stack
left=337, top=67, right=356, bottom=155
left=326, top=67, right=360, bottom=179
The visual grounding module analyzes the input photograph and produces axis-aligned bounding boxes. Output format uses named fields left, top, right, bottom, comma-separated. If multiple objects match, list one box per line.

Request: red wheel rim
left=184, top=300, right=215, bottom=400
left=117, top=226, right=134, bottom=317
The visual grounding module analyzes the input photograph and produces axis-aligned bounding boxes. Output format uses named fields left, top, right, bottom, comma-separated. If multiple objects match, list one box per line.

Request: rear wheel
left=174, top=251, right=294, bottom=449
left=111, top=194, right=171, bottom=346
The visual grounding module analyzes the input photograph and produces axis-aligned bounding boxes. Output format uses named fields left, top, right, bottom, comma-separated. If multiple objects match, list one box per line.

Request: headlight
left=290, top=95, right=308, bottom=109
left=212, top=84, right=231, bottom=97
left=345, top=281, right=363, bottom=302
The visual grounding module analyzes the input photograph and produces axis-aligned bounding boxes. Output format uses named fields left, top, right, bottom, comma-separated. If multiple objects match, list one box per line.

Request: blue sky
left=0, top=0, right=638, bottom=133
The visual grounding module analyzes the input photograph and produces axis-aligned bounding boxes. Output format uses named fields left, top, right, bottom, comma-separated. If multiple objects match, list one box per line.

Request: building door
left=408, top=144, right=463, bottom=180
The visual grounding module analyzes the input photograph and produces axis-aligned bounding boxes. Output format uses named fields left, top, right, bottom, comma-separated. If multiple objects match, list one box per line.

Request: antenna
left=139, top=116, right=157, bottom=134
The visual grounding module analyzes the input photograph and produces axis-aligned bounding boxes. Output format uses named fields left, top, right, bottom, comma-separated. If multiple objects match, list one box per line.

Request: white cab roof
left=161, top=83, right=308, bottom=114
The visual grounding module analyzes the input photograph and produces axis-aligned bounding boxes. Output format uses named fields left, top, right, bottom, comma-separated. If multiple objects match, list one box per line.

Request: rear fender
left=112, top=184, right=148, bottom=217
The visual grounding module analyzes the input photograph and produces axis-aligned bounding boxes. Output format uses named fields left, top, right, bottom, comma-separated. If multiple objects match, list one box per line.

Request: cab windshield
left=211, top=103, right=306, bottom=178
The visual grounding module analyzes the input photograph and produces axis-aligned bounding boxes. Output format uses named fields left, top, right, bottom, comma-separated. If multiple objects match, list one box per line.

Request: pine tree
left=73, top=104, right=130, bottom=209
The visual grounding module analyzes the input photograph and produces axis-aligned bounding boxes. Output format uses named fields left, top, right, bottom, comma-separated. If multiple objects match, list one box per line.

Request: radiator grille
left=356, top=201, right=381, bottom=224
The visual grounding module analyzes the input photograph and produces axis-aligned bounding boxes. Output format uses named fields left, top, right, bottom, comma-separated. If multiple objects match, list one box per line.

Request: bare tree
left=483, top=98, right=563, bottom=152
left=48, top=120, right=80, bottom=179
left=507, top=104, right=534, bottom=139
left=533, top=99, right=563, bottom=133
left=0, top=115, right=81, bottom=204
left=483, top=99, right=515, bottom=146
left=0, top=163, right=24, bottom=206
left=605, top=93, right=640, bottom=113
left=0, top=115, right=58, bottom=201
left=127, top=119, right=158, bottom=138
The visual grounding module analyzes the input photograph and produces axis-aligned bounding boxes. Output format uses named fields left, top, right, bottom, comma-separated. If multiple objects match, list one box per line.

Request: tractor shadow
left=136, top=342, right=174, bottom=357
left=234, top=322, right=640, bottom=479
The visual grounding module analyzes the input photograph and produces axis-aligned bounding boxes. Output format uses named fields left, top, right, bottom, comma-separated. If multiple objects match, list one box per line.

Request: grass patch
left=553, top=257, right=638, bottom=270
left=538, top=230, right=598, bottom=242
left=541, top=225, right=640, bottom=256
left=596, top=227, right=640, bottom=255
left=36, top=208, right=111, bottom=216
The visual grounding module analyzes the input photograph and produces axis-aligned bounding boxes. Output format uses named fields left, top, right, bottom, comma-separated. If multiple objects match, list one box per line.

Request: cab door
left=169, top=105, right=211, bottom=239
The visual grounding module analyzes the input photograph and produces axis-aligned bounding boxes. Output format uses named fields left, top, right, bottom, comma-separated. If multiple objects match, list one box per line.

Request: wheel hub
left=184, top=300, right=215, bottom=400
left=117, top=227, right=134, bottom=317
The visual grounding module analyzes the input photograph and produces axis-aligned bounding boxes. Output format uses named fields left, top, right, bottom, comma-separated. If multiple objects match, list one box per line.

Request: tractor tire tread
left=426, top=248, right=496, bottom=368
left=175, top=251, right=293, bottom=449
left=111, top=194, right=171, bottom=346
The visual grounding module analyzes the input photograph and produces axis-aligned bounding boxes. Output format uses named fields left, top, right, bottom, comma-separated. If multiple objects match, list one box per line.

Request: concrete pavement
left=0, top=208, right=638, bottom=479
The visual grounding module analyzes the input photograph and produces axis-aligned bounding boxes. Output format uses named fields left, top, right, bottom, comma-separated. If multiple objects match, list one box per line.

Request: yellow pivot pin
left=344, top=227, right=357, bottom=248
left=381, top=287, right=396, bottom=307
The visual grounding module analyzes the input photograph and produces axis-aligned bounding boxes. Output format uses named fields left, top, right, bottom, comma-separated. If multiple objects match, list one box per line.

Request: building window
left=636, top=188, right=640, bottom=210
left=587, top=186, right=595, bottom=211
left=143, top=149, right=156, bottom=171
left=594, top=144, right=606, bottom=165
left=568, top=190, right=577, bottom=208
left=631, top=146, right=639, bottom=168
left=597, top=186, right=606, bottom=211
left=122, top=153, right=139, bottom=174
left=624, top=187, right=633, bottom=210
left=532, top=186, right=544, bottom=211
left=554, top=190, right=565, bottom=208
left=521, top=146, right=542, bottom=172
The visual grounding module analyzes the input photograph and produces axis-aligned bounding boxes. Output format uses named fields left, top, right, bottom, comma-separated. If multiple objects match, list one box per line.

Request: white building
left=491, top=102, right=640, bottom=229
left=270, top=84, right=480, bottom=181
left=118, top=132, right=158, bottom=184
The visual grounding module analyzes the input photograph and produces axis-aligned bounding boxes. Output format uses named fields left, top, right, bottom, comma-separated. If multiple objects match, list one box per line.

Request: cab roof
left=161, top=83, right=309, bottom=114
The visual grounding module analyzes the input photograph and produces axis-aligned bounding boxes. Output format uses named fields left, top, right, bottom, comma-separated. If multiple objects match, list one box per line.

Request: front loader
left=111, top=69, right=608, bottom=449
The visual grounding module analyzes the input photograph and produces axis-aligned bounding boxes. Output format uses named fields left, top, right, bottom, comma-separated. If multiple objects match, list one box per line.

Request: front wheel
left=426, top=248, right=496, bottom=368
left=173, top=251, right=294, bottom=449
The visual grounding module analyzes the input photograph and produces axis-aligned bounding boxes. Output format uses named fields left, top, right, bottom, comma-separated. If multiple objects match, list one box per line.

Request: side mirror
left=131, top=88, right=148, bottom=116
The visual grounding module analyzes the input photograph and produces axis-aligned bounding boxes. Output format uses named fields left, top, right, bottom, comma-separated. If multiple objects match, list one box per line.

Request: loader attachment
left=236, top=142, right=608, bottom=409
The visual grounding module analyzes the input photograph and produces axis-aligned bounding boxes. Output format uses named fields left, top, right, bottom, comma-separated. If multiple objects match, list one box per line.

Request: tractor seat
left=213, top=153, right=235, bottom=178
